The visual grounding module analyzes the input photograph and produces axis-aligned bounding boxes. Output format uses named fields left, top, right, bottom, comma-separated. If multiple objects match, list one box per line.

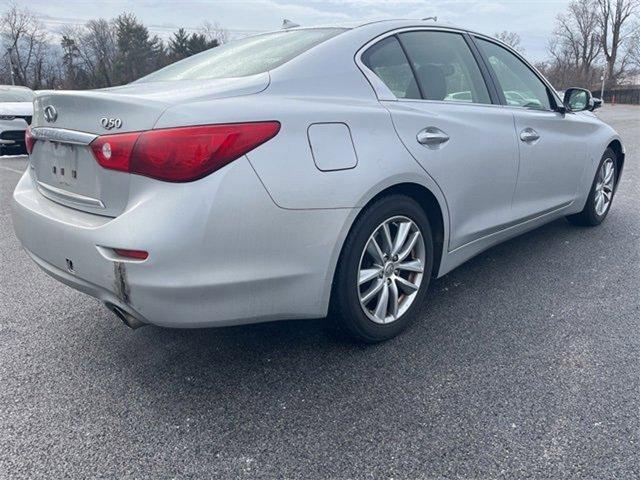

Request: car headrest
left=416, top=65, right=447, bottom=101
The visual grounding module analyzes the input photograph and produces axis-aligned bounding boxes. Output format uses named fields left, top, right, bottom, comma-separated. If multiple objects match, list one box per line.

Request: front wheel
left=567, top=148, right=618, bottom=226
left=331, top=195, right=433, bottom=343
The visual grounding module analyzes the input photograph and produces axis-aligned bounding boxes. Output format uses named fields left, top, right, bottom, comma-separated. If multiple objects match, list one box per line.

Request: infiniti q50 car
left=12, top=20, right=624, bottom=342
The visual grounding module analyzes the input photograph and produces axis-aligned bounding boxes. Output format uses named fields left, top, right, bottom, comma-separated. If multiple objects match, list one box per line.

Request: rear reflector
left=25, top=126, right=36, bottom=154
left=90, top=122, right=280, bottom=182
left=113, top=248, right=149, bottom=260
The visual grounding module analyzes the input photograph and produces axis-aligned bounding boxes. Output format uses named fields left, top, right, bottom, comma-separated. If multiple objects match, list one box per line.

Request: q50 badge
left=100, top=117, right=123, bottom=130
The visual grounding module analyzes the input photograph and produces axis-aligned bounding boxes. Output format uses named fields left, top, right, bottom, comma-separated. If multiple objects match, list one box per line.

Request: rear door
left=473, top=37, right=587, bottom=219
left=362, top=30, right=520, bottom=250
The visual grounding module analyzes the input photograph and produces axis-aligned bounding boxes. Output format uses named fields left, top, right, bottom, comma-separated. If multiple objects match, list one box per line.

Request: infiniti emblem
left=43, top=105, right=57, bottom=123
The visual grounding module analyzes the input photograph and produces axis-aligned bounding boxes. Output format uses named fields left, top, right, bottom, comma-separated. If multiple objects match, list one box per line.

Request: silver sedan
left=12, top=20, right=624, bottom=342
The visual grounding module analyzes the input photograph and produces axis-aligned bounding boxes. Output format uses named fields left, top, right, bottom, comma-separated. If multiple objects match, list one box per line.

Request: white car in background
left=0, top=85, right=34, bottom=156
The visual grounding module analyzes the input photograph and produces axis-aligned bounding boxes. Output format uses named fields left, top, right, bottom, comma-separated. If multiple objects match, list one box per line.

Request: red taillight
left=89, top=122, right=280, bottom=182
left=25, top=126, right=36, bottom=154
left=113, top=248, right=149, bottom=260
left=90, top=132, right=140, bottom=173
left=131, top=122, right=280, bottom=182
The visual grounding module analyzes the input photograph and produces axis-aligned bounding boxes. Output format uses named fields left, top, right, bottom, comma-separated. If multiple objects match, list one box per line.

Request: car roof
left=284, top=18, right=469, bottom=34
left=286, top=19, right=519, bottom=64
left=353, top=18, right=465, bottom=30
left=0, top=85, right=33, bottom=92
left=278, top=19, right=501, bottom=48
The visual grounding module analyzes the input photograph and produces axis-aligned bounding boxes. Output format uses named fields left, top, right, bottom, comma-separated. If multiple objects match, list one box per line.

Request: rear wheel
left=567, top=148, right=618, bottom=226
left=331, top=195, right=433, bottom=343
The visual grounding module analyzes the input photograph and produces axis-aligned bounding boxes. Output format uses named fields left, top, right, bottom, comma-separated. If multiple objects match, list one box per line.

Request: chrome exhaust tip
left=105, top=303, right=147, bottom=329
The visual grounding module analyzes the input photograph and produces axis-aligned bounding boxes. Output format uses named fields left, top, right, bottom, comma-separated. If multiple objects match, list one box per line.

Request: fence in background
left=592, top=88, right=640, bottom=105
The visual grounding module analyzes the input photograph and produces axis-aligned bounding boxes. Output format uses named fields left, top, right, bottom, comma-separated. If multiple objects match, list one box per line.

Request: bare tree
left=494, top=31, right=524, bottom=52
left=548, top=0, right=603, bottom=87
left=598, top=0, right=639, bottom=86
left=630, top=29, right=640, bottom=69
left=200, top=21, right=228, bottom=45
left=82, top=19, right=118, bottom=87
left=62, top=19, right=118, bottom=88
left=0, top=3, right=52, bottom=88
left=60, top=29, right=83, bottom=89
left=0, top=4, right=231, bottom=90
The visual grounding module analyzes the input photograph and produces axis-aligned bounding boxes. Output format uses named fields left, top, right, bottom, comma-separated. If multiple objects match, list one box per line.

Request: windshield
left=138, top=28, right=347, bottom=82
left=0, top=88, right=34, bottom=102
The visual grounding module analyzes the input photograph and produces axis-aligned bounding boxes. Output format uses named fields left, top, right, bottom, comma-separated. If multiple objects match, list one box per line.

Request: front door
left=474, top=37, right=587, bottom=219
left=361, top=30, right=520, bottom=250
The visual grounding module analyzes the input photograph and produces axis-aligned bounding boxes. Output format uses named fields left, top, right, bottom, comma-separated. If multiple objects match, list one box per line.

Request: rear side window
left=475, top=38, right=552, bottom=110
left=398, top=31, right=491, bottom=104
left=138, top=28, right=346, bottom=82
left=361, top=36, right=421, bottom=99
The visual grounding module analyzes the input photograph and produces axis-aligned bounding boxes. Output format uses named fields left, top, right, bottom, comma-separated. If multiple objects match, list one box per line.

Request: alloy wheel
left=595, top=158, right=615, bottom=216
left=357, top=216, right=426, bottom=324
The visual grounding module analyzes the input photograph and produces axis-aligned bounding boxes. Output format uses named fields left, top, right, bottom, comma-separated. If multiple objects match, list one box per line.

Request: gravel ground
left=0, top=105, right=638, bottom=479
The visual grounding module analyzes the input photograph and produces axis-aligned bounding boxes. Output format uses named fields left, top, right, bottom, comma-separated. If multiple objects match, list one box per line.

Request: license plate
left=46, top=141, right=79, bottom=186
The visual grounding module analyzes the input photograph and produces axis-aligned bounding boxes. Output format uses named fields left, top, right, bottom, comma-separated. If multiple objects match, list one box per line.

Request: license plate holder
left=46, top=141, right=79, bottom=186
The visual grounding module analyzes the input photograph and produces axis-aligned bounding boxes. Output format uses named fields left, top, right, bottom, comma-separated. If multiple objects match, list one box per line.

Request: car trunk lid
left=29, top=74, right=270, bottom=217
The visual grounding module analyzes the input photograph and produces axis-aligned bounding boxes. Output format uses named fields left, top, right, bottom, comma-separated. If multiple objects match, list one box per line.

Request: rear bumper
left=25, top=249, right=150, bottom=326
left=12, top=160, right=356, bottom=328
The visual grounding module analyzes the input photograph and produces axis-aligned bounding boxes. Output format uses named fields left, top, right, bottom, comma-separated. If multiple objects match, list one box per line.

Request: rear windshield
left=0, top=88, right=34, bottom=102
left=138, top=28, right=346, bottom=82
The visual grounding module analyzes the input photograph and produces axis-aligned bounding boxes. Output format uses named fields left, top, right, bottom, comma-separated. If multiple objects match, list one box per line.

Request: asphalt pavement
left=0, top=105, right=638, bottom=479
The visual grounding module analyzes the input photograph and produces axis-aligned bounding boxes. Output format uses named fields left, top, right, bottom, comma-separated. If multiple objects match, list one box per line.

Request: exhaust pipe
left=105, top=303, right=147, bottom=329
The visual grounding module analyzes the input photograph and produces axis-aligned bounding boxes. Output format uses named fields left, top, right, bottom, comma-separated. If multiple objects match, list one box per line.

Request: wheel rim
left=595, top=158, right=615, bottom=216
left=357, top=216, right=426, bottom=324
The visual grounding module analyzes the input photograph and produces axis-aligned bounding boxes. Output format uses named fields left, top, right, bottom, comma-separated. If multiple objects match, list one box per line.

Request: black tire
left=331, top=195, right=433, bottom=343
left=567, top=148, right=618, bottom=226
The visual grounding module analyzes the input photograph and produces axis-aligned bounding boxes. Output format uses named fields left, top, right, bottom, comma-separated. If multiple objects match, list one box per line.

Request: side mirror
left=563, top=87, right=599, bottom=112
left=592, top=97, right=603, bottom=110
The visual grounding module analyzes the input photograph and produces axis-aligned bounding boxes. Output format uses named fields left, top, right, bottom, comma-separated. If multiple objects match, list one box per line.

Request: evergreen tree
left=187, top=32, right=219, bottom=56
left=113, top=13, right=166, bottom=83
left=169, top=27, right=190, bottom=60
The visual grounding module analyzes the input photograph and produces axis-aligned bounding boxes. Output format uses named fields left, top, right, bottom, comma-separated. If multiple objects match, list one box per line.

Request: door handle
left=417, top=127, right=450, bottom=147
left=520, top=128, right=540, bottom=143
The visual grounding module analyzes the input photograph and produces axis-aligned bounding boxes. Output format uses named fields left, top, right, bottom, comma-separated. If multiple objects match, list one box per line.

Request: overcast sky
left=12, top=0, right=573, bottom=61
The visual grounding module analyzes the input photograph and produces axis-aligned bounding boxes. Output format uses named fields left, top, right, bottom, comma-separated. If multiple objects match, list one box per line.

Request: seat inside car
left=416, top=64, right=447, bottom=100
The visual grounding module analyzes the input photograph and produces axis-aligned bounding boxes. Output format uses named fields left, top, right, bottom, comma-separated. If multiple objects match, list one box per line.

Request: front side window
left=138, top=28, right=346, bottom=82
left=361, top=36, right=420, bottom=99
left=398, top=31, right=492, bottom=104
left=475, top=38, right=552, bottom=110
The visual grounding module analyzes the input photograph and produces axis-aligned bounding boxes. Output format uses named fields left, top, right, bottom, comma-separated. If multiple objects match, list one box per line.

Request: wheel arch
left=336, top=182, right=447, bottom=282
left=368, top=183, right=446, bottom=277
left=607, top=139, right=625, bottom=188
left=326, top=181, right=448, bottom=324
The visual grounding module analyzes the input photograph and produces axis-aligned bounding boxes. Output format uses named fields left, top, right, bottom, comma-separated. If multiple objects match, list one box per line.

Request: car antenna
left=282, top=19, right=300, bottom=29
left=422, top=16, right=438, bottom=21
